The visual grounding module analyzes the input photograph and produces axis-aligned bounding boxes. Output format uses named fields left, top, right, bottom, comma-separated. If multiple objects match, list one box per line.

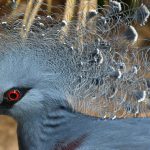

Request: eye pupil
left=7, top=90, right=21, bottom=101
left=10, top=93, right=17, bottom=99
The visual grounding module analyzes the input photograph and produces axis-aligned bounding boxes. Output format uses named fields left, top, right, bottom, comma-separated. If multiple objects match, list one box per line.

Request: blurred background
left=0, top=0, right=149, bottom=149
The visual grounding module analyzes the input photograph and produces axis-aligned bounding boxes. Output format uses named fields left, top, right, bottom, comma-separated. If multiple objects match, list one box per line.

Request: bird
left=0, top=1, right=150, bottom=150
left=0, top=45, right=150, bottom=149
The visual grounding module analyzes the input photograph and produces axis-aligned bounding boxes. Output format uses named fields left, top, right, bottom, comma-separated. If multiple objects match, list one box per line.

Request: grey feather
left=0, top=1, right=149, bottom=150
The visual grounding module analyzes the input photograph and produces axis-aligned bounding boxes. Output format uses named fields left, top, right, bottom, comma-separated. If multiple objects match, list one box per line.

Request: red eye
left=7, top=89, right=21, bottom=102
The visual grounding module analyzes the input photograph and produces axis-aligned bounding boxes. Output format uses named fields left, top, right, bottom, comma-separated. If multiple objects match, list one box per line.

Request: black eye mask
left=0, top=87, right=31, bottom=108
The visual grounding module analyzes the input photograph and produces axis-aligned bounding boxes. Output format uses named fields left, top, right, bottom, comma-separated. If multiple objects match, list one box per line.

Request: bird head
left=0, top=36, right=69, bottom=122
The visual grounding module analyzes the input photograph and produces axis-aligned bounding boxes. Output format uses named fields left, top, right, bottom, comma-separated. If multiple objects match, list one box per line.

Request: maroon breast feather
left=54, top=134, right=87, bottom=150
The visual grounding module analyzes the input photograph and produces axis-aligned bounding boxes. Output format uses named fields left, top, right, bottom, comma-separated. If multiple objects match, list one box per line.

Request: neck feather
left=17, top=102, right=90, bottom=150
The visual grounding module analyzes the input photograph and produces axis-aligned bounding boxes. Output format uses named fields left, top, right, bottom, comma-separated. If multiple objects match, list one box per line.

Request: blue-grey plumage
left=135, top=3, right=150, bottom=26
left=124, top=26, right=138, bottom=44
left=133, top=90, right=147, bottom=103
left=0, top=34, right=83, bottom=149
left=0, top=1, right=150, bottom=150
left=109, top=0, right=122, bottom=13
left=0, top=29, right=150, bottom=150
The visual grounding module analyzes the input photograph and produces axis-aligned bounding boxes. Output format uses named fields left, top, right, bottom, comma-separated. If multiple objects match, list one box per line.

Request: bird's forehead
left=0, top=39, right=68, bottom=91
left=0, top=51, right=44, bottom=89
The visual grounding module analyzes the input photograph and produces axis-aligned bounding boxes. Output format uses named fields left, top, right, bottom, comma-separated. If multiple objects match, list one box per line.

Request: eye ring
left=7, top=89, right=21, bottom=102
